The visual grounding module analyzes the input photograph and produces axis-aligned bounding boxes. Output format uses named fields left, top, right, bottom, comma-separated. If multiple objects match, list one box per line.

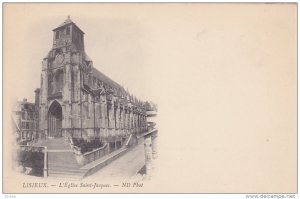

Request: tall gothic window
left=114, top=108, right=117, bottom=128
left=66, top=26, right=70, bottom=35
left=107, top=104, right=110, bottom=127
left=55, top=31, right=60, bottom=39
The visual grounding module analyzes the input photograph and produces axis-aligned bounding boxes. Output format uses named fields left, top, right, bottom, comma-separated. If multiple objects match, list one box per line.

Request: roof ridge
left=57, top=16, right=74, bottom=28
left=52, top=16, right=84, bottom=34
left=91, top=67, right=128, bottom=94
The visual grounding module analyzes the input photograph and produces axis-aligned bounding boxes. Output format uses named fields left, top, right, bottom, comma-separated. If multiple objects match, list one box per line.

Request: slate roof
left=92, top=67, right=124, bottom=93
left=53, top=16, right=84, bottom=34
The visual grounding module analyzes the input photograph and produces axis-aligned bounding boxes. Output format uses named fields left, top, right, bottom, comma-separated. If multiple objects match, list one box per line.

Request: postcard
left=3, top=3, right=297, bottom=194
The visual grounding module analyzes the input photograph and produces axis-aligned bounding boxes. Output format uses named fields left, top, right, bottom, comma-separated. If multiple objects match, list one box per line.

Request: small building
left=12, top=98, right=38, bottom=144
left=145, top=101, right=158, bottom=131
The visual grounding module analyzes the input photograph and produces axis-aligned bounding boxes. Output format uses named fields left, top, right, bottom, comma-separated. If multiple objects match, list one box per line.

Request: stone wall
left=38, top=51, right=147, bottom=143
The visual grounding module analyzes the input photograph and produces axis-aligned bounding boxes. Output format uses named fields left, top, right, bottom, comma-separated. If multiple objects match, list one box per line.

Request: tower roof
left=58, top=16, right=73, bottom=27
left=52, top=16, right=84, bottom=34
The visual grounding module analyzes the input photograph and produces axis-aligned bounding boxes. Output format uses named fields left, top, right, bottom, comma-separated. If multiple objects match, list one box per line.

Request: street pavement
left=85, top=142, right=146, bottom=180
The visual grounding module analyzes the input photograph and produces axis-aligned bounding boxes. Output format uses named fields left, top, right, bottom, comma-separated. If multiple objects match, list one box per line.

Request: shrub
left=72, top=137, right=104, bottom=154
left=18, top=140, right=30, bottom=145
left=17, top=149, right=44, bottom=177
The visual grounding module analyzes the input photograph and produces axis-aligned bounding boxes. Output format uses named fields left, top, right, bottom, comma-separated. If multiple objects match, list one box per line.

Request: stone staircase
left=47, top=151, right=87, bottom=180
left=32, top=137, right=86, bottom=180
left=31, top=136, right=136, bottom=180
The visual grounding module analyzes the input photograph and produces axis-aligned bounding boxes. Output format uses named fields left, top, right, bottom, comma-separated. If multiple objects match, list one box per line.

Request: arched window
left=66, top=26, right=70, bottom=35
left=55, top=31, right=60, bottom=39
left=107, top=104, right=110, bottom=127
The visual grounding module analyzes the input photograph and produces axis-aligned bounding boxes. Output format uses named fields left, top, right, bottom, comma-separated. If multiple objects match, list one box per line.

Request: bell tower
left=39, top=16, right=90, bottom=139
left=52, top=16, right=85, bottom=52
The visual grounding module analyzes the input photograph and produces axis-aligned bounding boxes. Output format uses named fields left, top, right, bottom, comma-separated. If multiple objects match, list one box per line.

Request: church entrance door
left=48, top=101, right=62, bottom=138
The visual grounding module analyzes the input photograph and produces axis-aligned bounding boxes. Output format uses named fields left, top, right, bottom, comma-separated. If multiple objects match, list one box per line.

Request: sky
left=5, top=7, right=156, bottom=102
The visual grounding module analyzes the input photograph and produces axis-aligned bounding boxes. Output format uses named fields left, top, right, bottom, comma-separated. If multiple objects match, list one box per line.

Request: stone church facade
left=35, top=17, right=147, bottom=146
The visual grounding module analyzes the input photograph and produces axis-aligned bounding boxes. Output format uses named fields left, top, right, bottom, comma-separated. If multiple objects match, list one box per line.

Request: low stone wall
left=25, top=138, right=39, bottom=146
left=125, top=134, right=138, bottom=147
left=68, top=132, right=139, bottom=166
left=73, top=143, right=109, bottom=166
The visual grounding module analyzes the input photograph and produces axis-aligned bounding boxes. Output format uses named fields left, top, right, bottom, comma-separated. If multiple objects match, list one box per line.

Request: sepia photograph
left=11, top=15, right=158, bottom=181
left=2, top=2, right=297, bottom=196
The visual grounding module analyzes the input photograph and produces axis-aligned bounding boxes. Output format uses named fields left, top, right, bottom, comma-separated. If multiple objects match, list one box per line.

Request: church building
left=35, top=17, right=147, bottom=148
